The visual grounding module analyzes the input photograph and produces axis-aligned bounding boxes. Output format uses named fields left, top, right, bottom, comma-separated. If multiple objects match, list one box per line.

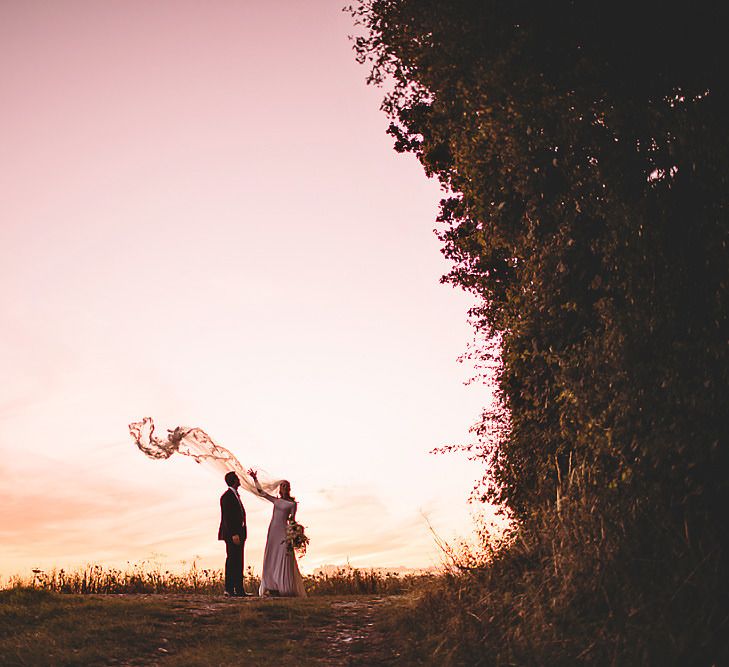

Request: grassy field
left=0, top=588, right=407, bottom=666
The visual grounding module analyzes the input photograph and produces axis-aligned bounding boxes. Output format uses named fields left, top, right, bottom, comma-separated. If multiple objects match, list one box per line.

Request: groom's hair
left=224, top=471, right=238, bottom=486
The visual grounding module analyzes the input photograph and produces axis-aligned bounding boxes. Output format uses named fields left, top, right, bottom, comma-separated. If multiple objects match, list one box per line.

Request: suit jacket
left=218, top=487, right=247, bottom=542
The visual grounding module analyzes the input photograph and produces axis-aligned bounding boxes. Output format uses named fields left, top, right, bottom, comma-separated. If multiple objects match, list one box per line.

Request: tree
left=351, top=0, right=729, bottom=544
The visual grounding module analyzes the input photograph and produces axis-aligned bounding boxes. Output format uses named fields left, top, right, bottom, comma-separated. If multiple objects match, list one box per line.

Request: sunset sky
left=0, top=0, right=496, bottom=579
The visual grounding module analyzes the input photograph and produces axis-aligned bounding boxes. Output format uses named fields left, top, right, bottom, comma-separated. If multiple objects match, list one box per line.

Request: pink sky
left=0, top=0, right=495, bottom=578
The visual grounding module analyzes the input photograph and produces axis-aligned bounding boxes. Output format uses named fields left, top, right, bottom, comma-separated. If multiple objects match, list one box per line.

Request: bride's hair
left=279, top=480, right=294, bottom=501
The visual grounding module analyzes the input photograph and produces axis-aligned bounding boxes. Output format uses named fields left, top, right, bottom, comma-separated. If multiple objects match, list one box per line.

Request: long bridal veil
left=129, top=417, right=282, bottom=497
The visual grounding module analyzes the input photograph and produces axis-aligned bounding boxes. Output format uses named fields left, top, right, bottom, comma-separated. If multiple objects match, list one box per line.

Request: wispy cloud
left=0, top=465, right=188, bottom=573
left=297, top=486, right=446, bottom=569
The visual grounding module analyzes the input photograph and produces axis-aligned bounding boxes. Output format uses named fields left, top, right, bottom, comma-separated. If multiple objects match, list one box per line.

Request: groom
left=218, top=471, right=248, bottom=596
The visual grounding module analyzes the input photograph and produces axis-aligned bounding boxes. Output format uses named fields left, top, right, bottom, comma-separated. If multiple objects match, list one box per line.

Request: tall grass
left=381, top=492, right=728, bottom=666
left=5, top=562, right=229, bottom=595
left=305, top=567, right=433, bottom=595
left=3, top=562, right=431, bottom=597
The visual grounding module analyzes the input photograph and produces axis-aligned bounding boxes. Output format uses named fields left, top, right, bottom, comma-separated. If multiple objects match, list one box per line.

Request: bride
left=248, top=469, right=306, bottom=597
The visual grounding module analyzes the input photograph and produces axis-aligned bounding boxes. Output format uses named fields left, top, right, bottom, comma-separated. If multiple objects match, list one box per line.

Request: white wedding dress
left=257, top=488, right=306, bottom=597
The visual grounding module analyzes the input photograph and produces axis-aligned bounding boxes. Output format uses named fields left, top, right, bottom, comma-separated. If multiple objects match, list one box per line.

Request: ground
left=0, top=589, right=408, bottom=666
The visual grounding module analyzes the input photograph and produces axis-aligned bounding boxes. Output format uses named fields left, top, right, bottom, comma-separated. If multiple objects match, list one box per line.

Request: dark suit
left=219, top=487, right=247, bottom=595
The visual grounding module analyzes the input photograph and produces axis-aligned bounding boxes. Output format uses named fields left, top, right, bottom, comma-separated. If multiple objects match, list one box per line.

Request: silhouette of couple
left=218, top=470, right=306, bottom=597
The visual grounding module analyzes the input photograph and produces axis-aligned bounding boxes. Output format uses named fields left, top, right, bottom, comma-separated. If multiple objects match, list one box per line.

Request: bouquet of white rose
left=285, top=519, right=310, bottom=557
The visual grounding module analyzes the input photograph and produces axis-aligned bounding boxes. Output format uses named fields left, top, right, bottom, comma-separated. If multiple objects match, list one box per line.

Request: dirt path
left=324, top=598, right=401, bottom=665
left=103, top=593, right=404, bottom=666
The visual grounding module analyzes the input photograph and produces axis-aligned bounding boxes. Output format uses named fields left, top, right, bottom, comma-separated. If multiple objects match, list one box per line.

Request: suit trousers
left=224, top=539, right=245, bottom=594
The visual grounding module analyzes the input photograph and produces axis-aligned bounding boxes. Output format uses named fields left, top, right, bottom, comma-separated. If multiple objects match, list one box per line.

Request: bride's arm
left=255, top=479, right=276, bottom=502
left=290, top=501, right=298, bottom=521
left=249, top=470, right=275, bottom=502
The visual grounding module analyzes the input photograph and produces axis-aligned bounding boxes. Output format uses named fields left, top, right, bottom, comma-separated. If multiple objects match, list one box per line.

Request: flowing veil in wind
left=128, top=417, right=281, bottom=497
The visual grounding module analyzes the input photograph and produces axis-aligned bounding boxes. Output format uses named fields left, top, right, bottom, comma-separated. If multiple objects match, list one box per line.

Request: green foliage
left=351, top=0, right=729, bottom=519
left=350, top=1, right=729, bottom=662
